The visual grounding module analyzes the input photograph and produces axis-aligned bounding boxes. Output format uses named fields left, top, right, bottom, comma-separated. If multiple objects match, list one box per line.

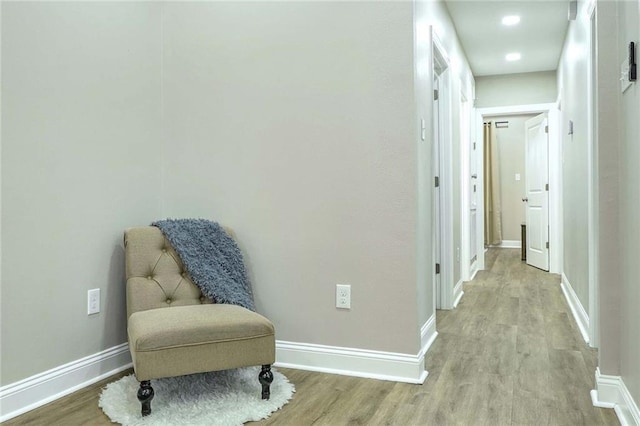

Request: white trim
left=0, top=343, right=132, bottom=422
left=548, top=105, right=562, bottom=274
left=460, top=85, right=472, bottom=283
left=432, top=30, right=455, bottom=311
left=474, top=111, right=486, bottom=272
left=420, top=314, right=438, bottom=355
left=586, top=2, right=599, bottom=349
left=593, top=368, right=640, bottom=426
left=452, top=280, right=464, bottom=308
left=469, top=260, right=478, bottom=281
left=431, top=30, right=450, bottom=69
left=275, top=340, right=428, bottom=385
left=560, top=273, right=590, bottom=344
left=586, top=0, right=596, bottom=18
left=477, top=103, right=556, bottom=116
left=488, top=240, right=521, bottom=249
left=591, top=390, right=616, bottom=409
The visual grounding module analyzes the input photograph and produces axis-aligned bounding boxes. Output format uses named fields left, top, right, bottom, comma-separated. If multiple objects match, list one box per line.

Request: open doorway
left=474, top=103, right=562, bottom=275
left=481, top=113, right=551, bottom=271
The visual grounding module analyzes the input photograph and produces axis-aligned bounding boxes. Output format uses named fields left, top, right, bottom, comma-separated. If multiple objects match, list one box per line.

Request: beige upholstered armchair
left=124, top=226, right=275, bottom=417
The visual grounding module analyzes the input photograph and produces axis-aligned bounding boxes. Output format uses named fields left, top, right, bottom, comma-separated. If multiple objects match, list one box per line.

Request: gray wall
left=594, top=0, right=621, bottom=379
left=1, top=2, right=163, bottom=384
left=558, top=8, right=590, bottom=316
left=561, top=0, right=640, bottom=411
left=161, top=1, right=419, bottom=354
left=476, top=71, right=557, bottom=108
left=615, top=0, right=640, bottom=406
left=1, top=1, right=479, bottom=387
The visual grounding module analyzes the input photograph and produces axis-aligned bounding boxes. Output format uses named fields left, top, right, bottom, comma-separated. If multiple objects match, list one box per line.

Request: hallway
left=424, top=248, right=618, bottom=424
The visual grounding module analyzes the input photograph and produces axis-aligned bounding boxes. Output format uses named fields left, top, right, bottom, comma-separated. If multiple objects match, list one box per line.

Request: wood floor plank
left=511, top=392, right=557, bottom=425
left=5, top=248, right=619, bottom=425
left=2, top=369, right=132, bottom=426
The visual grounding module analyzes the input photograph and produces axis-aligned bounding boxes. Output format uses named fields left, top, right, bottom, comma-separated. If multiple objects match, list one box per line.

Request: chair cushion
left=128, top=304, right=274, bottom=352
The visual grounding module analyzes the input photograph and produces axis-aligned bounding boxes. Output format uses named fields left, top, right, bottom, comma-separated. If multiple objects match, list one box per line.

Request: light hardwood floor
left=4, top=249, right=619, bottom=425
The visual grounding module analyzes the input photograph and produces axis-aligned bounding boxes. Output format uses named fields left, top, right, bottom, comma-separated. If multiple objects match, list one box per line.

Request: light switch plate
left=515, top=173, right=521, bottom=181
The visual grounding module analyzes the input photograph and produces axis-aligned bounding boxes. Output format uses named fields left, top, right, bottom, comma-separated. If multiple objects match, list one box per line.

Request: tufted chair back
left=123, top=226, right=234, bottom=318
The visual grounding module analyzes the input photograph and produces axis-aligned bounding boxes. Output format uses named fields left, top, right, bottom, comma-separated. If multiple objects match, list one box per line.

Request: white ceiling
left=444, top=0, right=571, bottom=76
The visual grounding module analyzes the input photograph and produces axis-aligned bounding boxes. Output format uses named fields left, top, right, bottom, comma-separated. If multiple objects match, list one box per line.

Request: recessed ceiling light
left=506, top=52, right=521, bottom=61
left=502, top=15, right=521, bottom=26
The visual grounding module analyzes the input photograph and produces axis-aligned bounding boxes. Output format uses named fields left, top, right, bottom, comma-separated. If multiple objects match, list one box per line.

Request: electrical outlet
left=336, top=284, right=351, bottom=309
left=88, top=288, right=100, bottom=315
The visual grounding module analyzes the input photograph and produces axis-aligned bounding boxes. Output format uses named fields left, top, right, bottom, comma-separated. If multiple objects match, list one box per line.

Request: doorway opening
left=474, top=103, right=562, bottom=274
left=481, top=113, right=551, bottom=271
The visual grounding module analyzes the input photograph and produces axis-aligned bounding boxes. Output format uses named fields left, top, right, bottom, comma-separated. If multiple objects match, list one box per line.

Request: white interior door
left=525, top=113, right=549, bottom=271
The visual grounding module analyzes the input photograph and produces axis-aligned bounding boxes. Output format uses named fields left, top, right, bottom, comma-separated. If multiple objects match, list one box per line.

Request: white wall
left=1, top=2, right=163, bottom=385
left=476, top=71, right=557, bottom=108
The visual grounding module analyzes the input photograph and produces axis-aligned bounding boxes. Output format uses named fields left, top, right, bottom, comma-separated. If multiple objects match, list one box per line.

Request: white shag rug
left=99, top=367, right=294, bottom=425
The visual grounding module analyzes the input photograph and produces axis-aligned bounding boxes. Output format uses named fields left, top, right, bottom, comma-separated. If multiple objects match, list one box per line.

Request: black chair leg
left=259, top=364, right=274, bottom=400
left=137, top=380, right=154, bottom=416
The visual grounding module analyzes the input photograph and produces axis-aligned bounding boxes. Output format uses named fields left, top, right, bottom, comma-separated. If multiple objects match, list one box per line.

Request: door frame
left=460, top=87, right=473, bottom=283
left=432, top=32, right=455, bottom=310
left=474, top=103, right=562, bottom=274
left=434, top=73, right=442, bottom=309
left=586, top=0, right=598, bottom=348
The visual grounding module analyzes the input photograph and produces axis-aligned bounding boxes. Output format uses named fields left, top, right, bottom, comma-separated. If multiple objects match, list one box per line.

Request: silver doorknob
left=522, top=197, right=528, bottom=202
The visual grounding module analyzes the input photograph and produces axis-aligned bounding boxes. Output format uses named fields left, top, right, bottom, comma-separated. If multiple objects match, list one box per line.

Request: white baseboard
left=0, top=343, right=132, bottom=422
left=489, top=240, right=521, bottom=249
left=469, top=263, right=478, bottom=281
left=592, top=368, right=640, bottom=425
left=275, top=339, right=428, bottom=385
left=2, top=335, right=438, bottom=421
left=453, top=280, right=464, bottom=308
left=560, top=273, right=590, bottom=344
left=420, top=314, right=438, bottom=356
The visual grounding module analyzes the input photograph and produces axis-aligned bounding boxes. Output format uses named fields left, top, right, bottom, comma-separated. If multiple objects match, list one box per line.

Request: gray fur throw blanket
left=152, top=219, right=255, bottom=311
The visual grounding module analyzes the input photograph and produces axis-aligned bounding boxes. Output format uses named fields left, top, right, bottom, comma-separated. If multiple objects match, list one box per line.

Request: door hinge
left=473, top=184, right=476, bottom=193
left=545, top=183, right=549, bottom=191
left=473, top=142, right=476, bottom=150
left=436, top=263, right=440, bottom=274
left=434, top=90, right=439, bottom=101
left=546, top=242, right=549, bottom=249
left=545, top=125, right=549, bottom=133
left=435, top=176, right=440, bottom=187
